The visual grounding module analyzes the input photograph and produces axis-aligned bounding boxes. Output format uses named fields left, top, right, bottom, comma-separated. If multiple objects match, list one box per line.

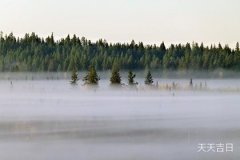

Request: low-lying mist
left=1, top=70, right=240, bottom=80
left=0, top=71, right=240, bottom=160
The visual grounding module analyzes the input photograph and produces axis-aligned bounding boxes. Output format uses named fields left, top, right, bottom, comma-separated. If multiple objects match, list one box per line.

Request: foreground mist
left=0, top=72, right=240, bottom=160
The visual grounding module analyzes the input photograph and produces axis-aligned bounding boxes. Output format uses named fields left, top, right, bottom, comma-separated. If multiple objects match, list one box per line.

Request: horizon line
left=1, top=31, right=239, bottom=49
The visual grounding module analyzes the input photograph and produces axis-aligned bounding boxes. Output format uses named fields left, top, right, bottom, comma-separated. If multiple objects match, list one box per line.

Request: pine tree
left=70, top=67, right=78, bottom=85
left=145, top=70, right=153, bottom=85
left=128, top=71, right=137, bottom=85
left=1, top=32, right=240, bottom=72
left=110, top=65, right=121, bottom=85
left=189, top=78, right=193, bottom=87
left=83, top=66, right=100, bottom=85
left=236, top=42, right=239, bottom=52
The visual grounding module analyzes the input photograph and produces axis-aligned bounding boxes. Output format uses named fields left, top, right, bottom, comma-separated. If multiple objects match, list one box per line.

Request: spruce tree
left=236, top=42, right=239, bottom=52
left=189, top=78, right=193, bottom=87
left=110, top=65, right=121, bottom=85
left=70, top=67, right=78, bottom=85
left=83, top=66, right=100, bottom=85
left=145, top=70, right=153, bottom=85
left=128, top=70, right=137, bottom=85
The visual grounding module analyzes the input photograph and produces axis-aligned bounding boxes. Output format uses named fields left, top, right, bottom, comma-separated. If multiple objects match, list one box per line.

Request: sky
left=0, top=0, right=240, bottom=47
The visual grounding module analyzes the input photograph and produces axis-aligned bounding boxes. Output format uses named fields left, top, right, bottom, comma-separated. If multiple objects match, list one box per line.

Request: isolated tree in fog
left=128, top=71, right=137, bottom=85
left=70, top=67, right=78, bottom=85
left=83, top=66, right=100, bottom=85
left=145, top=70, right=153, bottom=85
left=189, top=78, right=193, bottom=87
left=110, top=65, right=121, bottom=85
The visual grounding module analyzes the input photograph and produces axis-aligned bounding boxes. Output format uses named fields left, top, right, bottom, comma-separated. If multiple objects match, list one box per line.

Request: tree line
left=0, top=32, right=240, bottom=72
left=71, top=65, right=154, bottom=86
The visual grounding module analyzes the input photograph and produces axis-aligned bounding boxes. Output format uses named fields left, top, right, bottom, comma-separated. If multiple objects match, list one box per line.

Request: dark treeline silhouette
left=0, top=32, right=240, bottom=72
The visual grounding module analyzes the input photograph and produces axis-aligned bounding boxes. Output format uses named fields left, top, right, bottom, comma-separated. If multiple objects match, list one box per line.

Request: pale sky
left=0, top=0, right=240, bottom=47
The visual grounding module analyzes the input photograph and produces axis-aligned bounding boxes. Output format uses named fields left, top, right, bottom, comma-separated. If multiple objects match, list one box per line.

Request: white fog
left=0, top=72, right=240, bottom=160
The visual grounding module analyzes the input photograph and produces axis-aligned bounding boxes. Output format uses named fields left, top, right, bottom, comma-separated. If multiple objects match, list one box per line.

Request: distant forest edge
left=0, top=32, right=240, bottom=72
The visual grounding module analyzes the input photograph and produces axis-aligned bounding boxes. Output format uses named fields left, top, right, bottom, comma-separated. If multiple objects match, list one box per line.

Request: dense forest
left=0, top=32, right=240, bottom=72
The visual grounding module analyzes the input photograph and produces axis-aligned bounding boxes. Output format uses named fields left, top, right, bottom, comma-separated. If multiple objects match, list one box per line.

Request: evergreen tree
left=83, top=66, right=100, bottom=85
left=0, top=32, right=240, bottom=72
left=189, top=78, right=193, bottom=87
left=128, top=70, right=137, bottom=85
left=236, top=42, right=239, bottom=52
left=145, top=70, right=153, bottom=85
left=70, top=67, right=78, bottom=85
left=110, top=65, right=121, bottom=85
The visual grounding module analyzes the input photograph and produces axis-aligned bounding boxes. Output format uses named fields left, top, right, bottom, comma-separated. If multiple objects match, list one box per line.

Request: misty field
left=0, top=73, right=240, bottom=160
